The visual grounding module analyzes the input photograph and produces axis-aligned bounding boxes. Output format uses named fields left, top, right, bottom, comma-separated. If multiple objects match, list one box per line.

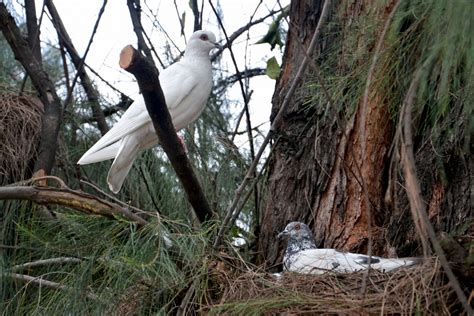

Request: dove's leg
left=107, top=135, right=141, bottom=193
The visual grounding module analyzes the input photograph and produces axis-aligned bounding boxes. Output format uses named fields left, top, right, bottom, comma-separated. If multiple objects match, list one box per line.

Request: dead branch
left=213, top=0, right=333, bottom=248
left=63, top=0, right=107, bottom=109
left=0, top=183, right=148, bottom=226
left=6, top=273, right=99, bottom=300
left=209, top=0, right=259, bottom=222
left=46, top=0, right=109, bottom=135
left=119, top=45, right=212, bottom=223
left=11, top=257, right=83, bottom=272
left=400, top=66, right=473, bottom=314
left=0, top=4, right=62, bottom=176
left=127, top=0, right=155, bottom=66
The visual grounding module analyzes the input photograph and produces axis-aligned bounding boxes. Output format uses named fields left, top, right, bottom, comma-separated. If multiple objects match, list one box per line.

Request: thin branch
left=213, top=0, right=333, bottom=248
left=11, top=257, right=83, bottom=272
left=64, top=0, right=108, bottom=109
left=400, top=64, right=472, bottom=315
left=210, top=8, right=283, bottom=61
left=5, top=273, right=98, bottom=300
left=127, top=0, right=155, bottom=66
left=46, top=0, right=109, bottom=135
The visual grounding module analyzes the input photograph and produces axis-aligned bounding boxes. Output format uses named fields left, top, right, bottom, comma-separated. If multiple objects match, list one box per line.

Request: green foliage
left=265, top=56, right=281, bottom=79
left=255, top=6, right=289, bottom=50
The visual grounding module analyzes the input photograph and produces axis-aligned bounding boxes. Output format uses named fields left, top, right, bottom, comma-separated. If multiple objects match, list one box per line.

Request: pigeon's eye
left=294, top=224, right=300, bottom=230
left=200, top=34, right=209, bottom=41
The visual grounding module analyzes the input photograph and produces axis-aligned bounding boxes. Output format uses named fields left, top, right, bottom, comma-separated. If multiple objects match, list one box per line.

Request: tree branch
left=127, top=0, right=155, bottom=66
left=25, top=0, right=42, bottom=64
left=0, top=183, right=148, bottom=226
left=5, top=273, right=99, bottom=300
left=0, top=4, right=62, bottom=176
left=46, top=0, right=109, bottom=135
left=119, top=45, right=212, bottom=223
left=213, top=0, right=333, bottom=248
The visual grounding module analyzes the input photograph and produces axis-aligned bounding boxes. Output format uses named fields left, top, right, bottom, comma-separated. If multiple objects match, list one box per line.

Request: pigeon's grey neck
left=286, top=234, right=317, bottom=256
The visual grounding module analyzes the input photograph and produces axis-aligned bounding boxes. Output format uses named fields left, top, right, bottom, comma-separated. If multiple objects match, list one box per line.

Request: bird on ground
left=78, top=30, right=219, bottom=193
left=278, top=221, right=420, bottom=275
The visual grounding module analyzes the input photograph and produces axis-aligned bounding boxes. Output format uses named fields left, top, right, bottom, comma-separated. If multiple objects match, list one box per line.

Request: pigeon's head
left=185, top=30, right=219, bottom=57
left=278, top=222, right=314, bottom=242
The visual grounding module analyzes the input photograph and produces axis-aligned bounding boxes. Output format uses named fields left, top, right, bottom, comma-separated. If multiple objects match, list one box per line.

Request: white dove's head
left=185, top=30, right=219, bottom=57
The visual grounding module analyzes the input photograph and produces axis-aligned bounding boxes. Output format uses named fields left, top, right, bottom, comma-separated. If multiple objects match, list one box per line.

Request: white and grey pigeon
left=278, top=222, right=420, bottom=275
left=78, top=30, right=219, bottom=193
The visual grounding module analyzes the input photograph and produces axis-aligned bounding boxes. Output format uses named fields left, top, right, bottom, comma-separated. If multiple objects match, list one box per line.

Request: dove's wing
left=78, top=61, right=200, bottom=165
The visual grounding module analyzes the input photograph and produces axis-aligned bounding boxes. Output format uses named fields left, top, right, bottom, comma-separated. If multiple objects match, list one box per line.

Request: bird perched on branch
left=278, top=222, right=420, bottom=275
left=78, top=30, right=219, bottom=193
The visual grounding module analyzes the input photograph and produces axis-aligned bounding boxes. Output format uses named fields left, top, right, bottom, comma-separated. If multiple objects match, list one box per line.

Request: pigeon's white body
left=279, top=222, right=420, bottom=275
left=78, top=31, right=218, bottom=193
left=284, top=248, right=418, bottom=275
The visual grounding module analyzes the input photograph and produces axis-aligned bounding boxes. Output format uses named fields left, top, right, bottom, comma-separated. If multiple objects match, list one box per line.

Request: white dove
left=78, top=30, right=219, bottom=193
left=278, top=222, right=420, bottom=275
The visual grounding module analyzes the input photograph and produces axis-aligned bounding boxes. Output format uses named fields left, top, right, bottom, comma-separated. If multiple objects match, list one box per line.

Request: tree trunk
left=257, top=0, right=472, bottom=268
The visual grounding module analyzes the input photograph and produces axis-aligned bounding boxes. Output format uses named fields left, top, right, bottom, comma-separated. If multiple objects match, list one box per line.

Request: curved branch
left=0, top=185, right=148, bottom=226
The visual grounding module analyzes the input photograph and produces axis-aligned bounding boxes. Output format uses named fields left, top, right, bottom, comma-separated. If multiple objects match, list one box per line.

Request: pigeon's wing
left=160, top=62, right=207, bottom=130
left=289, top=249, right=344, bottom=274
left=77, top=99, right=150, bottom=164
left=161, top=63, right=199, bottom=112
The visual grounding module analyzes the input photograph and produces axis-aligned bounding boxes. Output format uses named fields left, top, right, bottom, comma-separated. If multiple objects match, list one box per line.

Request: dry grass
left=206, top=259, right=464, bottom=315
left=0, top=93, right=43, bottom=184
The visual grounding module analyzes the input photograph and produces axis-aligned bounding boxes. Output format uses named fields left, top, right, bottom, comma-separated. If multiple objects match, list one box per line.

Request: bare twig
left=6, top=273, right=98, bottom=300
left=11, top=257, right=83, bottom=272
left=210, top=8, right=283, bottom=61
left=46, top=0, right=109, bottom=135
left=213, top=0, right=333, bottom=248
left=127, top=0, right=155, bottom=66
left=64, top=0, right=108, bottom=108
left=400, top=64, right=473, bottom=315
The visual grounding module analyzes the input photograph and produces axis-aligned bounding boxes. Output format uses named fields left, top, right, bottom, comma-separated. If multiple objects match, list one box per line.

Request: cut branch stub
left=119, top=45, right=213, bottom=223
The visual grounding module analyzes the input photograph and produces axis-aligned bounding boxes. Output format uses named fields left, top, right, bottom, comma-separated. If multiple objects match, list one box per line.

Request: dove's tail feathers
left=107, top=135, right=141, bottom=194
left=374, top=257, right=422, bottom=272
left=77, top=143, right=120, bottom=165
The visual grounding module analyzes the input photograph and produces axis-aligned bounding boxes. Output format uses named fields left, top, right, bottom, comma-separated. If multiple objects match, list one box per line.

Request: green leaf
left=266, top=57, right=281, bottom=80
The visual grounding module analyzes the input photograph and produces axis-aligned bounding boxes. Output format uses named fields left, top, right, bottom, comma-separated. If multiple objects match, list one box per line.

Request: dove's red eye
left=200, top=34, right=209, bottom=41
left=294, top=224, right=301, bottom=230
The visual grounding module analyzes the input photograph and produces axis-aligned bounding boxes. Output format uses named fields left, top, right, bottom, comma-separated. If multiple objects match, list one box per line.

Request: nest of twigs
left=206, top=259, right=463, bottom=315
left=0, top=93, right=43, bottom=184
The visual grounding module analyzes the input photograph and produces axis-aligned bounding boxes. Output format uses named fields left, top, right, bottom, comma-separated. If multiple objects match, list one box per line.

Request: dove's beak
left=212, top=41, right=222, bottom=50
left=278, top=230, right=288, bottom=239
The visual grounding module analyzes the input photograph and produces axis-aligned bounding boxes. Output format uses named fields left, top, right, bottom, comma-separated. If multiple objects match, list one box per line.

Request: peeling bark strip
left=119, top=45, right=212, bottom=223
left=0, top=4, right=62, bottom=175
left=0, top=185, right=148, bottom=226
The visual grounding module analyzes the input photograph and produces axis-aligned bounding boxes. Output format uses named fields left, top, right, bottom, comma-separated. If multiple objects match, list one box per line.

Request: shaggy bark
left=257, top=0, right=472, bottom=269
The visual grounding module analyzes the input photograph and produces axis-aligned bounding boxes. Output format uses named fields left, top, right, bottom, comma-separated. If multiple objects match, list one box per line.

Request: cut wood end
left=119, top=45, right=135, bottom=69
